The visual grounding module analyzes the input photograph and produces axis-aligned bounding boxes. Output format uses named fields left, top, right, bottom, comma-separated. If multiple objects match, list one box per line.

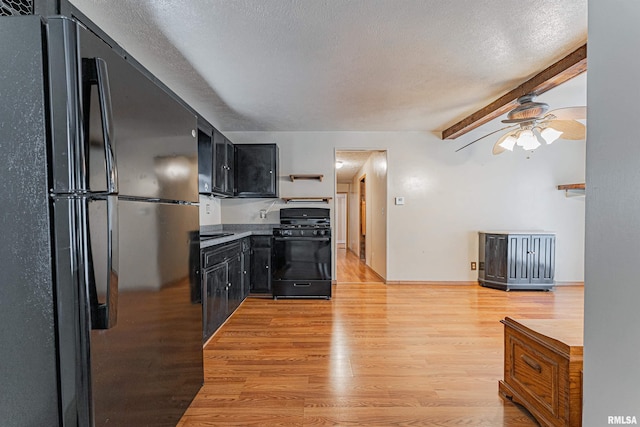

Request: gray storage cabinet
left=478, top=232, right=555, bottom=291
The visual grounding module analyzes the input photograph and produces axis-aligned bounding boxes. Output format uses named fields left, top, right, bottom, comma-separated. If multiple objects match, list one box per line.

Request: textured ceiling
left=68, top=0, right=587, bottom=134
left=335, top=151, right=376, bottom=183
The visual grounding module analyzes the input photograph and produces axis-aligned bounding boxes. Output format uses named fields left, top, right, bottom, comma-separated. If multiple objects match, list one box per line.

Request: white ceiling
left=335, top=151, right=377, bottom=183
left=69, top=0, right=587, bottom=135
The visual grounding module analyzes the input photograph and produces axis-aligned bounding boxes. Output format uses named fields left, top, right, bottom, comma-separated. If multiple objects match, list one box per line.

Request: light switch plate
left=395, top=197, right=405, bottom=205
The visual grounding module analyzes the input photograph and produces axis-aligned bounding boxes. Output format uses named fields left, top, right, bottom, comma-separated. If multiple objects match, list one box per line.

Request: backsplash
left=199, top=194, right=221, bottom=226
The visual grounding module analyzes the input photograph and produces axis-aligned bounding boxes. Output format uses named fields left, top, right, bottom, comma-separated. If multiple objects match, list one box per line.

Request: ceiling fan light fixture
left=335, top=161, right=344, bottom=169
left=516, top=130, right=541, bottom=151
left=498, top=135, right=517, bottom=151
left=540, top=127, right=564, bottom=145
left=506, top=95, right=550, bottom=121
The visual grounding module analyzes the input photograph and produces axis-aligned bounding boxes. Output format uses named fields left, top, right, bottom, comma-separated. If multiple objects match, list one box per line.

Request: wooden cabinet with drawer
left=499, top=317, right=583, bottom=427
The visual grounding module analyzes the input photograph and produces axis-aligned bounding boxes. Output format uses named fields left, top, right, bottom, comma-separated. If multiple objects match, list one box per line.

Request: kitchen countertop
left=200, top=224, right=276, bottom=248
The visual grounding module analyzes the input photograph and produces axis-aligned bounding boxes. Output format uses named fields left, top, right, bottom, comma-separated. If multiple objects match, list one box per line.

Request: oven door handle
left=273, top=236, right=331, bottom=242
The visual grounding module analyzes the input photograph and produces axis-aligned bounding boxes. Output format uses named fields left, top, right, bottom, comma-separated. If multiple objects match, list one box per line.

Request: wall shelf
left=289, top=174, right=323, bottom=182
left=282, top=197, right=332, bottom=204
left=557, top=183, right=585, bottom=197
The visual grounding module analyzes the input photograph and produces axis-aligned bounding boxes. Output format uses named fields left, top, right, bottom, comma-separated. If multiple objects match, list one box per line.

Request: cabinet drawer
left=504, top=328, right=566, bottom=423
left=203, top=241, right=240, bottom=268
left=251, top=235, right=272, bottom=248
left=272, top=280, right=331, bottom=299
left=511, top=338, right=558, bottom=411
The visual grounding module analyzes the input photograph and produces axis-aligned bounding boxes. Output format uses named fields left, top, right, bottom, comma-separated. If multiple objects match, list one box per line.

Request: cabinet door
left=234, top=144, right=278, bottom=198
left=485, top=234, right=508, bottom=282
left=250, top=247, right=271, bottom=293
left=508, top=235, right=532, bottom=284
left=212, top=129, right=227, bottom=195
left=225, top=138, right=235, bottom=195
left=241, top=240, right=251, bottom=299
left=529, top=235, right=555, bottom=284
left=197, top=129, right=212, bottom=194
left=227, top=254, right=243, bottom=314
left=203, top=261, right=228, bottom=342
left=250, top=237, right=272, bottom=293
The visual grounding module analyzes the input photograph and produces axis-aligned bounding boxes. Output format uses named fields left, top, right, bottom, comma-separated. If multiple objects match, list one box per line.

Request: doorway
left=334, top=150, right=387, bottom=283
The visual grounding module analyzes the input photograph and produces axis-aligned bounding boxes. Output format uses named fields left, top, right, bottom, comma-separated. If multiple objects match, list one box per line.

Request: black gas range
left=271, top=208, right=332, bottom=299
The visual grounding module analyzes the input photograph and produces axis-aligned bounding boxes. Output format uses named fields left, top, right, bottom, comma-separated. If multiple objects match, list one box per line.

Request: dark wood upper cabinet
left=212, top=128, right=234, bottom=196
left=197, top=128, right=213, bottom=194
left=200, top=129, right=278, bottom=198
left=234, top=144, right=279, bottom=198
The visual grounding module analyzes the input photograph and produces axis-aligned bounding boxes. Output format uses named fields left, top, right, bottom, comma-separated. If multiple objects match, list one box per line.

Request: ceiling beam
left=441, top=44, right=587, bottom=140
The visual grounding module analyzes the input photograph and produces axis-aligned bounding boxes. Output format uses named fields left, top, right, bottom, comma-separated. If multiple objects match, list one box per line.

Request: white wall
left=336, top=183, right=350, bottom=193
left=347, top=180, right=359, bottom=254
left=199, top=194, right=222, bottom=226
left=583, top=1, right=640, bottom=423
left=224, top=131, right=585, bottom=283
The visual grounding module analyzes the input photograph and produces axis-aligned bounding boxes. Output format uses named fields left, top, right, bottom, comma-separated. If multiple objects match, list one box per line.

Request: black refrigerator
left=0, top=14, right=203, bottom=426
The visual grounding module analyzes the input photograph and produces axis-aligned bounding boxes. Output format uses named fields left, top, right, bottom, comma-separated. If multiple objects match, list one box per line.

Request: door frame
left=335, top=192, right=348, bottom=249
left=359, top=174, right=366, bottom=261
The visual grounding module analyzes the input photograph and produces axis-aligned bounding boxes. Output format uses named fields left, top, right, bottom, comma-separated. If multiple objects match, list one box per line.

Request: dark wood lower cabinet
left=203, top=261, right=228, bottom=341
left=250, top=236, right=272, bottom=294
left=201, top=236, right=270, bottom=342
left=202, top=241, right=245, bottom=343
left=240, top=237, right=251, bottom=299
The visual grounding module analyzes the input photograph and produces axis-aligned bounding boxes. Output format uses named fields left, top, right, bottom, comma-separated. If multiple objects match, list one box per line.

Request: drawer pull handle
left=521, top=354, right=542, bottom=373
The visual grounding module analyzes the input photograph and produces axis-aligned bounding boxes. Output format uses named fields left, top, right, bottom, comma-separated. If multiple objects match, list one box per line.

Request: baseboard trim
left=554, top=281, right=584, bottom=286
left=371, top=270, right=387, bottom=284
left=385, top=281, right=479, bottom=286
left=384, top=281, right=584, bottom=286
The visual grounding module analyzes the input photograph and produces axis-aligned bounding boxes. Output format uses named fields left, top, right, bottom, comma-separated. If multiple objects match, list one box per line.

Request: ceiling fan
left=456, top=94, right=586, bottom=154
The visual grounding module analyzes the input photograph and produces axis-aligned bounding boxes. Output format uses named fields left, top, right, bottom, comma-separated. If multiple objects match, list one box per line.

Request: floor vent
left=0, top=0, right=33, bottom=16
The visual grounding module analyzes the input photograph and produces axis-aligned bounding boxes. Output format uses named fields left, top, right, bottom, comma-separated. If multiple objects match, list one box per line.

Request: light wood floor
left=336, top=248, right=383, bottom=283
left=179, top=252, right=584, bottom=426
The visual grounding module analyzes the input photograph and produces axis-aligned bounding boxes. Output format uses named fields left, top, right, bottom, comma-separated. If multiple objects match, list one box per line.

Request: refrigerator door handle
left=88, top=195, right=119, bottom=329
left=83, top=57, right=118, bottom=194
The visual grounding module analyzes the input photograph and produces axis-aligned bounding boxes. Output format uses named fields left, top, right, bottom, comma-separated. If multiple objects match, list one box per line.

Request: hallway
left=336, top=247, right=384, bottom=283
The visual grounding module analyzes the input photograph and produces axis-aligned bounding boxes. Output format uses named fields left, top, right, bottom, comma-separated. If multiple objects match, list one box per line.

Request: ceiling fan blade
left=546, top=106, right=586, bottom=120
left=492, top=130, right=518, bottom=155
left=455, top=124, right=517, bottom=152
left=547, top=119, right=586, bottom=140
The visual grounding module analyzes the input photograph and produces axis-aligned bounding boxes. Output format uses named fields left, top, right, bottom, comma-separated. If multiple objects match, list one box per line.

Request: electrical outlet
left=471, top=262, right=477, bottom=271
